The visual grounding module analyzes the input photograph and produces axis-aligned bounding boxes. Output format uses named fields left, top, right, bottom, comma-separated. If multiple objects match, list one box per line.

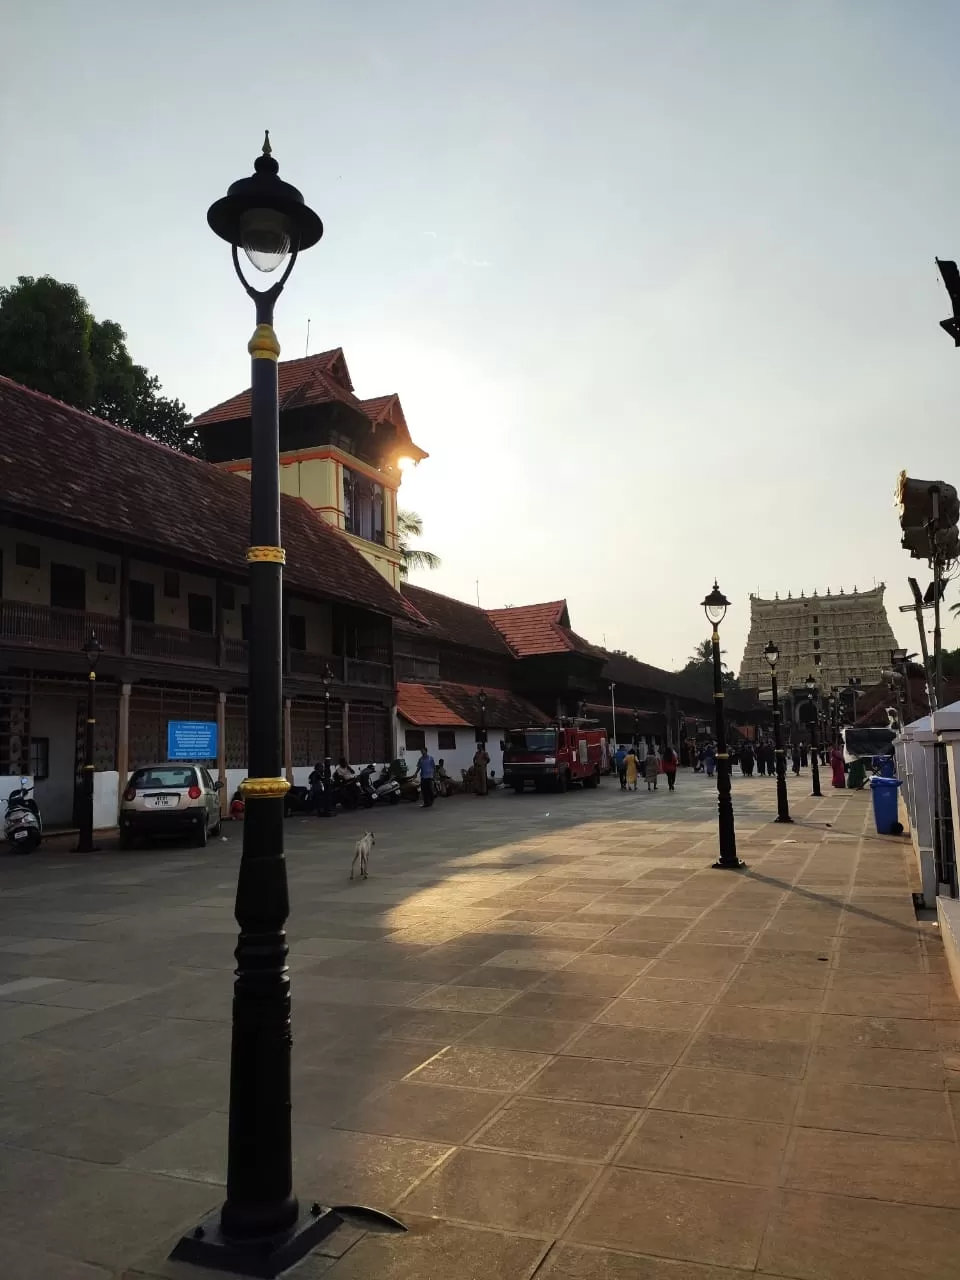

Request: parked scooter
left=365, top=763, right=401, bottom=805
left=4, top=779, right=42, bottom=853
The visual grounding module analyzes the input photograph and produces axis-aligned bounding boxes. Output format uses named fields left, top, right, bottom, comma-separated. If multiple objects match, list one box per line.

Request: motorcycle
left=4, top=779, right=42, bottom=853
left=332, top=771, right=362, bottom=811
left=368, top=763, right=401, bottom=805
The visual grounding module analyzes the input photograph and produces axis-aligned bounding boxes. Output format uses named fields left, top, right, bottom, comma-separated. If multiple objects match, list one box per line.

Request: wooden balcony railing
left=0, top=600, right=121, bottom=653
left=1, top=600, right=393, bottom=688
left=131, top=621, right=219, bottom=665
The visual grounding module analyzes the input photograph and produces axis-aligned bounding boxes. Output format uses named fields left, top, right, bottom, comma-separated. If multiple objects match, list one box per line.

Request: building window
left=288, top=614, right=307, bottom=651
left=343, top=468, right=386, bottom=544
left=221, top=585, right=236, bottom=611
left=813, top=627, right=819, bottom=637
left=437, top=730, right=457, bottom=750
left=813, top=639, right=820, bottom=650
left=188, top=593, right=214, bottom=634
left=96, top=562, right=117, bottom=585
left=15, top=543, right=41, bottom=569
left=129, top=580, right=155, bottom=623
left=163, top=571, right=180, bottom=599
left=29, top=738, right=49, bottom=781
left=405, top=729, right=426, bottom=751
left=49, top=562, right=86, bottom=612
left=814, top=653, right=822, bottom=665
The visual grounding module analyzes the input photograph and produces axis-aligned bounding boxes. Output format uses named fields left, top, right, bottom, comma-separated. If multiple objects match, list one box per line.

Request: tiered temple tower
left=738, top=585, right=898, bottom=691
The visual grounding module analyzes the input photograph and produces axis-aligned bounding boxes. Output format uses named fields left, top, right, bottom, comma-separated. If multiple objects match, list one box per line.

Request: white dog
left=350, top=831, right=375, bottom=881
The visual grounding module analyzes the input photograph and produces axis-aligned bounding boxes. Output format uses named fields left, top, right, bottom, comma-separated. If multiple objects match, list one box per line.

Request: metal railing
left=0, top=600, right=121, bottom=652
left=131, top=621, right=219, bottom=665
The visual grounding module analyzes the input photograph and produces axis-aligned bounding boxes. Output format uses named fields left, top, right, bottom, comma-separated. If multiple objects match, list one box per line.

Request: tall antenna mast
left=305, top=318, right=311, bottom=357
left=476, top=579, right=481, bottom=607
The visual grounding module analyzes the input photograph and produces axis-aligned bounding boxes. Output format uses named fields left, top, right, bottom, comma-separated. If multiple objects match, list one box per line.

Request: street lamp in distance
left=478, top=688, right=487, bottom=745
left=805, top=674, right=823, bottom=797
left=702, top=582, right=742, bottom=869
left=75, top=633, right=102, bottom=854
left=764, top=640, right=792, bottom=824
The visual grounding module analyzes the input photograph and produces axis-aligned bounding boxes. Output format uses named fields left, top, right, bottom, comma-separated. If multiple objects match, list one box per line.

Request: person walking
left=645, top=745, right=660, bottom=791
left=662, top=744, right=678, bottom=791
left=615, top=743, right=627, bottom=790
left=624, top=748, right=640, bottom=791
left=472, top=743, right=490, bottom=795
left=791, top=743, right=801, bottom=775
left=413, top=745, right=437, bottom=807
left=756, top=742, right=766, bottom=776
left=764, top=740, right=777, bottom=777
left=740, top=742, right=755, bottom=777
left=800, top=741, right=809, bottom=768
left=830, top=744, right=846, bottom=789
left=703, top=742, right=716, bottom=778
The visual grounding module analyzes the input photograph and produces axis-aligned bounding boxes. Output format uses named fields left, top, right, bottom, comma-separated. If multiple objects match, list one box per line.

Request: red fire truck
left=502, top=723, right=609, bottom=794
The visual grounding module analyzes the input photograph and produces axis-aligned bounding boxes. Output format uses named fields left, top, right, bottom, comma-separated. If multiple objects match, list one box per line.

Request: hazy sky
left=4, top=0, right=959, bottom=672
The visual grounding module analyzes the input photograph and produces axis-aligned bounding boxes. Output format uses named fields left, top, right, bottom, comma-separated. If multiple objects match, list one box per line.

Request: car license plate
left=13, top=829, right=28, bottom=840
left=147, top=794, right=175, bottom=808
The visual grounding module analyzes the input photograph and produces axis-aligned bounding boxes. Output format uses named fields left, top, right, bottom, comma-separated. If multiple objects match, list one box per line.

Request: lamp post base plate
left=712, top=857, right=746, bottom=870
left=775, top=816, right=794, bottom=824
left=170, top=1203, right=342, bottom=1278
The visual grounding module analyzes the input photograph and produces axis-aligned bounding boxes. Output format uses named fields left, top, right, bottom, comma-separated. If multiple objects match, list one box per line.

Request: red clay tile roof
left=401, top=585, right=513, bottom=655
left=0, top=376, right=409, bottom=618
left=192, top=350, right=367, bottom=427
left=486, top=601, right=600, bottom=659
left=397, top=684, right=470, bottom=726
left=397, top=681, right=550, bottom=728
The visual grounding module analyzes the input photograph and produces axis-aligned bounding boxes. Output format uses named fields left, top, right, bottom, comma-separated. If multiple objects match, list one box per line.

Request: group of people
left=411, top=743, right=492, bottom=806
left=614, top=741, right=679, bottom=792
left=736, top=740, right=847, bottom=788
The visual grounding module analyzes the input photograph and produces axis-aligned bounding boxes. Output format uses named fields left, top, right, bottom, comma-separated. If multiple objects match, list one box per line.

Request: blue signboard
left=167, top=720, right=218, bottom=761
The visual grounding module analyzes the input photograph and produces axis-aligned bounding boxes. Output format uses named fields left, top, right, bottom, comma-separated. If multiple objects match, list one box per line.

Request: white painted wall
left=396, top=719, right=505, bottom=782
left=94, top=771, right=119, bottom=830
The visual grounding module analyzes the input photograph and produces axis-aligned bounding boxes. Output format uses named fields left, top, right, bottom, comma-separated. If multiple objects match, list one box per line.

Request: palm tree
left=397, top=508, right=440, bottom=579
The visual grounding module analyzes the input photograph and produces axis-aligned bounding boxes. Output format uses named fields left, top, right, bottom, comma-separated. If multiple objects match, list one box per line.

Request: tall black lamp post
left=703, top=582, right=742, bottom=868
left=75, top=633, right=101, bottom=853
left=848, top=675, right=862, bottom=725
left=764, top=640, right=792, bottom=824
left=633, top=708, right=640, bottom=749
left=321, top=663, right=334, bottom=817
left=805, top=674, right=823, bottom=797
left=478, top=688, right=487, bottom=745
left=891, top=647, right=914, bottom=723
left=172, top=135, right=351, bottom=1277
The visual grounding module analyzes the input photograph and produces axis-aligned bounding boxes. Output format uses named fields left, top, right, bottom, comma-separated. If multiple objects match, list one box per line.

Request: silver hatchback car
left=120, top=764, right=223, bottom=849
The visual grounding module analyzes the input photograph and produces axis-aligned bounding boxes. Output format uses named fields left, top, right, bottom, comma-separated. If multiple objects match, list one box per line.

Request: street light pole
left=633, top=708, right=640, bottom=749
left=764, top=641, right=792, bottom=824
left=805, top=675, right=823, bottom=797
left=478, top=688, right=487, bottom=745
left=609, top=681, right=617, bottom=746
left=702, top=582, right=742, bottom=869
left=75, top=633, right=101, bottom=853
left=173, top=134, right=389, bottom=1277
left=322, top=663, right=333, bottom=817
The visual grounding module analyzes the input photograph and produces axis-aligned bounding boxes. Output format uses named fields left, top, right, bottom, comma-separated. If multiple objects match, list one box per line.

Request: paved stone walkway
left=0, top=771, right=958, bottom=1278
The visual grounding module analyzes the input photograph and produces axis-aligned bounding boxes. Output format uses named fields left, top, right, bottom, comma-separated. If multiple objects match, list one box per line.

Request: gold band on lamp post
left=240, top=777, right=292, bottom=800
left=248, top=323, right=281, bottom=360
left=247, top=546, right=286, bottom=564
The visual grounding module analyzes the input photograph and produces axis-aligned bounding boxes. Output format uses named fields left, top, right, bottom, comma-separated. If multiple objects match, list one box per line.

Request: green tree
left=0, top=275, right=200, bottom=455
left=397, top=508, right=441, bottom=578
left=677, top=637, right=740, bottom=693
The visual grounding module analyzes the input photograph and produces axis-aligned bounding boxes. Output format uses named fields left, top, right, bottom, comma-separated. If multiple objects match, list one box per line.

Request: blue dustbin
left=870, top=775, right=902, bottom=834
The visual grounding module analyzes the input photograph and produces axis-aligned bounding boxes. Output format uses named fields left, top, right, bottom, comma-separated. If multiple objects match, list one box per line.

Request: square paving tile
left=564, top=1023, right=692, bottom=1065
left=533, top=969, right=636, bottom=997
left=622, top=975, right=725, bottom=1004
left=499, top=991, right=611, bottom=1022
left=598, top=997, right=707, bottom=1032
left=617, top=1110, right=788, bottom=1186
left=473, top=1096, right=636, bottom=1160
left=399, top=1147, right=597, bottom=1236
left=808, top=1044, right=946, bottom=1090
left=816, top=1013, right=940, bottom=1051
left=718, top=971, right=824, bottom=1012
left=698, top=1006, right=815, bottom=1043
left=568, top=1167, right=773, bottom=1269
left=524, top=1056, right=667, bottom=1107
left=413, top=986, right=516, bottom=1013
left=759, top=1188, right=960, bottom=1279
left=783, top=1127, right=960, bottom=1207
left=15, top=1095, right=204, bottom=1165
left=534, top=1242, right=747, bottom=1278
left=377, top=1008, right=485, bottom=1043
left=682, top=1033, right=808, bottom=1079
left=319, top=1216, right=548, bottom=1279
left=457, top=1015, right=580, bottom=1053
left=334, top=1080, right=506, bottom=1143
left=652, top=1066, right=799, bottom=1123
left=406, top=1044, right=548, bottom=1090
left=483, top=949, right=582, bottom=971
left=797, top=1080, right=954, bottom=1139
left=294, top=1127, right=452, bottom=1209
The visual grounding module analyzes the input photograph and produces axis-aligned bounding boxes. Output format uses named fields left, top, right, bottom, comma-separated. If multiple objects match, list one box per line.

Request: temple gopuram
left=738, top=585, right=898, bottom=691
